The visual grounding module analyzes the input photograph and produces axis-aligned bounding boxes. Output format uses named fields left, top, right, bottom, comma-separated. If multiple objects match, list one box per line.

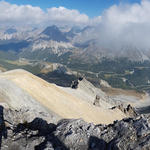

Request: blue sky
left=4, top=0, right=141, bottom=17
left=0, top=0, right=149, bottom=50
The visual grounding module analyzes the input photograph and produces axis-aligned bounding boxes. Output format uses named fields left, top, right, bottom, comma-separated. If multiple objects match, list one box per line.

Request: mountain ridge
left=0, top=69, right=127, bottom=124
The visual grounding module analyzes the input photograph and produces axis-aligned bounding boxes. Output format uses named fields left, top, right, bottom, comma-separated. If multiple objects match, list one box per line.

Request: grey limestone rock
left=0, top=105, right=150, bottom=149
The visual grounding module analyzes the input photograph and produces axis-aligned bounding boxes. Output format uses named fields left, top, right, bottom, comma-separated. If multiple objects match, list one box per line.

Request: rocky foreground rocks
left=0, top=105, right=150, bottom=150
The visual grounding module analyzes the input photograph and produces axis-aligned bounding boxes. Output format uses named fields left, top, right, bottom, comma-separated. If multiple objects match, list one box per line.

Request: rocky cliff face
left=0, top=105, right=150, bottom=150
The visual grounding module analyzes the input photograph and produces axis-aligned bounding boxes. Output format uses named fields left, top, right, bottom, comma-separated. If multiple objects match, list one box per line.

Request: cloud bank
left=88, top=0, right=150, bottom=50
left=0, top=1, right=89, bottom=26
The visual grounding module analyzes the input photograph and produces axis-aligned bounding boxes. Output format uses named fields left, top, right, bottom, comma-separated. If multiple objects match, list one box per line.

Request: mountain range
left=0, top=25, right=149, bottom=63
left=1, top=25, right=150, bottom=92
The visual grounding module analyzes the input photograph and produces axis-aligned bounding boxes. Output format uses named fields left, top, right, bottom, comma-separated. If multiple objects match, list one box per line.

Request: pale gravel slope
left=0, top=69, right=126, bottom=124
left=0, top=77, right=60, bottom=123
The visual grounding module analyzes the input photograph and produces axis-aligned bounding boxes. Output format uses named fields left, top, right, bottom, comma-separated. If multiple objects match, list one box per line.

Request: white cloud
left=47, top=7, right=89, bottom=25
left=87, top=0, right=150, bottom=50
left=0, top=1, right=89, bottom=26
left=0, top=1, right=45, bottom=26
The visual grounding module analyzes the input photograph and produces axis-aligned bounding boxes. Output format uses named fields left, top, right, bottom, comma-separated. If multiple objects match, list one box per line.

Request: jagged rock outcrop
left=0, top=105, right=150, bottom=149
left=71, top=80, right=79, bottom=89
left=71, top=77, right=83, bottom=89
left=93, top=95, right=101, bottom=107
left=111, top=104, right=138, bottom=118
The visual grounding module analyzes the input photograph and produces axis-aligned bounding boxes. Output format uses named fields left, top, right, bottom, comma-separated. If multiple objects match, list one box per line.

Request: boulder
left=93, top=95, right=101, bottom=107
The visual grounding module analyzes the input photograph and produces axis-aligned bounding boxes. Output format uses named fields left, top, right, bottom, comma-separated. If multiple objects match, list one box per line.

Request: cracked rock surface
left=1, top=105, right=150, bottom=150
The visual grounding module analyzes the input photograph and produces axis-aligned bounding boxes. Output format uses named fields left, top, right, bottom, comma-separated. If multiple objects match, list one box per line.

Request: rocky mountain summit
left=0, top=69, right=150, bottom=149
left=0, top=69, right=127, bottom=125
left=0, top=105, right=150, bottom=150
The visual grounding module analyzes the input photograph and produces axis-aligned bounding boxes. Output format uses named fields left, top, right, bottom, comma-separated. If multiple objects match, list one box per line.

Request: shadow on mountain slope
left=13, top=117, right=69, bottom=150
left=0, top=104, right=120, bottom=150
left=37, top=71, right=77, bottom=87
left=0, top=106, right=7, bottom=148
left=136, top=106, right=150, bottom=114
left=13, top=117, right=115, bottom=150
